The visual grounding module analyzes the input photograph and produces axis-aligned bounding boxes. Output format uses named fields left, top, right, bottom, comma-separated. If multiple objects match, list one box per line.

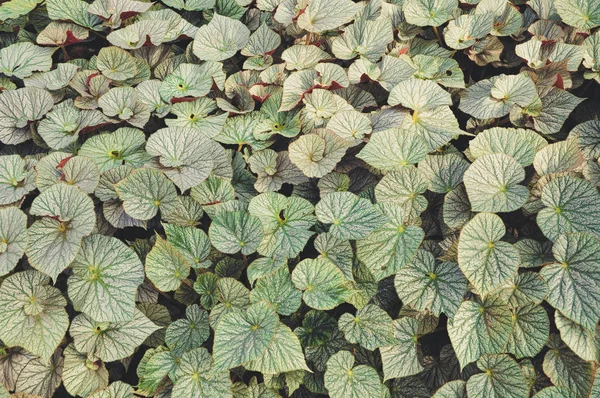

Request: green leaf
left=458, top=212, right=519, bottom=296
left=538, top=176, right=600, bottom=241
left=27, top=184, right=95, bottom=281
left=193, top=13, right=250, bottom=61
left=543, top=334, right=595, bottom=397
left=172, top=348, right=232, bottom=398
left=165, top=304, right=209, bottom=357
left=96, top=46, right=137, bottom=81
left=555, top=310, right=599, bottom=362
left=469, top=127, right=546, bottom=167
left=292, top=257, right=351, bottom=310
left=212, top=301, right=279, bottom=371
left=403, top=0, right=458, bottom=26
left=146, top=127, right=214, bottom=191
left=0, top=207, right=27, bottom=276
left=68, top=234, right=144, bottom=322
left=419, top=154, right=470, bottom=194
left=115, top=168, right=178, bottom=221
left=466, top=354, right=529, bottom=398
left=296, top=0, right=361, bottom=33
left=507, top=304, right=549, bottom=359
left=380, top=317, right=423, bottom=381
left=339, top=304, right=395, bottom=350
left=533, top=387, right=578, bottom=398
left=459, top=74, right=537, bottom=119
left=209, top=211, right=264, bottom=255
left=447, top=297, right=513, bottom=368
left=98, top=86, right=151, bottom=128
left=498, top=272, right=548, bottom=308
left=0, top=87, right=53, bottom=145
left=0, top=0, right=43, bottom=21
left=158, top=63, right=217, bottom=103
left=164, top=223, right=211, bottom=268
left=374, top=166, right=429, bottom=218
left=395, top=250, right=467, bottom=318
left=250, top=265, right=301, bottom=316
left=316, top=192, right=385, bottom=240
left=248, top=192, right=316, bottom=258
left=389, top=78, right=452, bottom=111
left=533, top=138, right=582, bottom=176
left=70, top=309, right=159, bottom=362
left=246, top=322, right=310, bottom=373
left=62, top=344, right=109, bottom=397
left=463, top=153, right=529, bottom=213
left=431, top=381, right=467, bottom=398
left=0, top=271, right=68, bottom=361
left=356, top=203, right=425, bottom=281
left=289, top=130, right=349, bottom=178
left=78, top=127, right=149, bottom=172
left=314, top=233, right=354, bottom=281
left=324, top=350, right=382, bottom=398
left=0, top=42, right=55, bottom=79
left=145, top=234, right=190, bottom=292
left=331, top=17, right=394, bottom=62
left=0, top=155, right=35, bottom=205
left=357, top=128, right=428, bottom=171
left=13, top=347, right=63, bottom=398
left=47, top=0, right=103, bottom=29
left=89, top=381, right=134, bottom=398
left=555, top=0, right=600, bottom=29
left=541, top=232, right=600, bottom=330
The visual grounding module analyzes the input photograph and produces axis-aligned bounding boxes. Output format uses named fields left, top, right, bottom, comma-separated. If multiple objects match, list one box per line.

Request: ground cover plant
left=0, top=0, right=600, bottom=397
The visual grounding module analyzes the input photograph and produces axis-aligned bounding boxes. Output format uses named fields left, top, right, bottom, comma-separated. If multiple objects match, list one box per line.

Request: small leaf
left=324, top=351, right=382, bottom=398
left=172, top=348, right=232, bottom=398
left=338, top=304, right=395, bottom=350
left=380, top=317, right=423, bottom=380
left=62, top=344, right=109, bottom=397
left=70, top=309, right=159, bottom=362
left=145, top=234, right=190, bottom=292
left=292, top=257, right=351, bottom=310
left=0, top=207, right=27, bottom=276
left=297, top=0, right=361, bottom=33
left=209, top=211, right=264, bottom=255
left=212, top=301, right=279, bottom=371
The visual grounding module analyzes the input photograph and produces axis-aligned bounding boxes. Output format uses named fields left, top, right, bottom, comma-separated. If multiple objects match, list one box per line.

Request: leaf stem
left=433, top=26, right=442, bottom=44
left=60, top=46, right=70, bottom=61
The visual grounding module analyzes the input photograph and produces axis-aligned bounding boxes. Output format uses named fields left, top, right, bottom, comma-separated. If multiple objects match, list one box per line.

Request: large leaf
left=289, top=130, right=349, bottom=178
left=166, top=304, right=210, bottom=356
left=0, top=271, right=68, bottom=361
left=380, top=317, right=423, bottom=381
left=62, top=344, right=109, bottom=397
left=357, top=128, right=428, bottom=171
left=146, top=127, right=214, bottom=191
left=145, top=234, right=190, bottom=292
left=458, top=212, right=519, bottom=296
left=403, top=0, right=458, bottom=26
left=68, top=234, right=144, bottom=322
left=209, top=211, right=264, bottom=255
left=555, top=0, right=600, bottom=29
left=245, top=322, right=310, bottom=373
left=543, top=334, right=595, bottom=397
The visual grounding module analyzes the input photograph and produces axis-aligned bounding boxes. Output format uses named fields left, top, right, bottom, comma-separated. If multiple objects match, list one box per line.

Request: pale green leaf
left=0, top=271, right=68, bottom=361
left=339, top=304, right=395, bottom=350
left=466, top=354, right=529, bottom=398
left=458, top=212, right=519, bottom=296
left=291, top=257, right=351, bottom=310
left=193, top=13, right=250, bottom=61
left=68, top=234, right=144, bottom=322
left=324, top=350, right=382, bottom=398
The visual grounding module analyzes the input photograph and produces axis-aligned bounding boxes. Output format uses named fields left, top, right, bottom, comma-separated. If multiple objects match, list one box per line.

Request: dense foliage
left=0, top=0, right=600, bottom=397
